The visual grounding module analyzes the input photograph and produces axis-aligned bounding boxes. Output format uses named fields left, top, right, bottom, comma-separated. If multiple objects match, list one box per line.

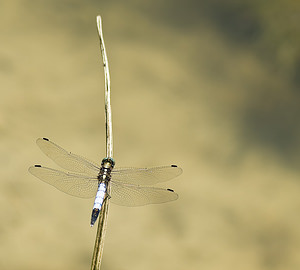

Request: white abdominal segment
left=93, top=183, right=106, bottom=210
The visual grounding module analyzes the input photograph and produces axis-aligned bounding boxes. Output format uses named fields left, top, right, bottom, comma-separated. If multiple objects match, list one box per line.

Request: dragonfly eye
left=101, top=157, right=115, bottom=168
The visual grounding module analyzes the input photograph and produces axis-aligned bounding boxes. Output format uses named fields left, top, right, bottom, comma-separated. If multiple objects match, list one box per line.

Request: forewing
left=36, top=138, right=100, bottom=176
left=28, top=165, right=98, bottom=198
left=111, top=165, right=182, bottom=186
left=110, top=181, right=178, bottom=206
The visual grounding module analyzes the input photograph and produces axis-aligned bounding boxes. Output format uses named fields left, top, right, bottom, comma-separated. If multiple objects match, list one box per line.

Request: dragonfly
left=28, top=138, right=182, bottom=226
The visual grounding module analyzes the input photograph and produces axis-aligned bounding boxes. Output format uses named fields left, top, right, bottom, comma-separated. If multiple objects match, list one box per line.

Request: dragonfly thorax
left=98, top=157, right=115, bottom=182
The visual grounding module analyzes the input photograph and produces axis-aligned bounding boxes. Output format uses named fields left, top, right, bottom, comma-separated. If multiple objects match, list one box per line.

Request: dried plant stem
left=97, top=15, right=113, bottom=158
left=90, top=15, right=113, bottom=270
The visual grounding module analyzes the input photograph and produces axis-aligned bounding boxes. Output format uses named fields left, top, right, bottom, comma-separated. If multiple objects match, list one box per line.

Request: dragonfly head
left=101, top=157, right=115, bottom=169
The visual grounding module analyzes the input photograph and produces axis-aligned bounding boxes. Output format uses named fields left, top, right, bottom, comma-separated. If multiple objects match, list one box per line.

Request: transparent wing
left=36, top=138, right=100, bottom=176
left=28, top=165, right=98, bottom=198
left=110, top=181, right=178, bottom=206
left=111, top=165, right=183, bottom=186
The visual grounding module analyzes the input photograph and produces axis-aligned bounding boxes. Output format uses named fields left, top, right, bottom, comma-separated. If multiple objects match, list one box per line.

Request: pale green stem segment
left=90, top=15, right=113, bottom=270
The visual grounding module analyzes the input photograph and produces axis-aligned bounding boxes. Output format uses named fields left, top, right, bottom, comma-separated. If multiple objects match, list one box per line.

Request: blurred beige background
left=1, top=1, right=300, bottom=270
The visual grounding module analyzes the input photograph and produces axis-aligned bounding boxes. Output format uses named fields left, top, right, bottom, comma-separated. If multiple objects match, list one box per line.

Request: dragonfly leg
left=104, top=193, right=111, bottom=201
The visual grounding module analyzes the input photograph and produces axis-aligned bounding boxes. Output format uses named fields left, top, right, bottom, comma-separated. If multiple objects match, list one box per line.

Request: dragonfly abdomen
left=91, top=183, right=107, bottom=226
left=94, top=183, right=107, bottom=209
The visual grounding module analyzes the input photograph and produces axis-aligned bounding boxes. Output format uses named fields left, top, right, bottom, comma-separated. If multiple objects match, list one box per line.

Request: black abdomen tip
left=167, top=188, right=175, bottom=192
left=34, top=165, right=42, bottom=167
left=90, top=208, right=100, bottom=227
left=171, top=165, right=177, bottom=167
left=42, top=137, right=49, bottom=141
